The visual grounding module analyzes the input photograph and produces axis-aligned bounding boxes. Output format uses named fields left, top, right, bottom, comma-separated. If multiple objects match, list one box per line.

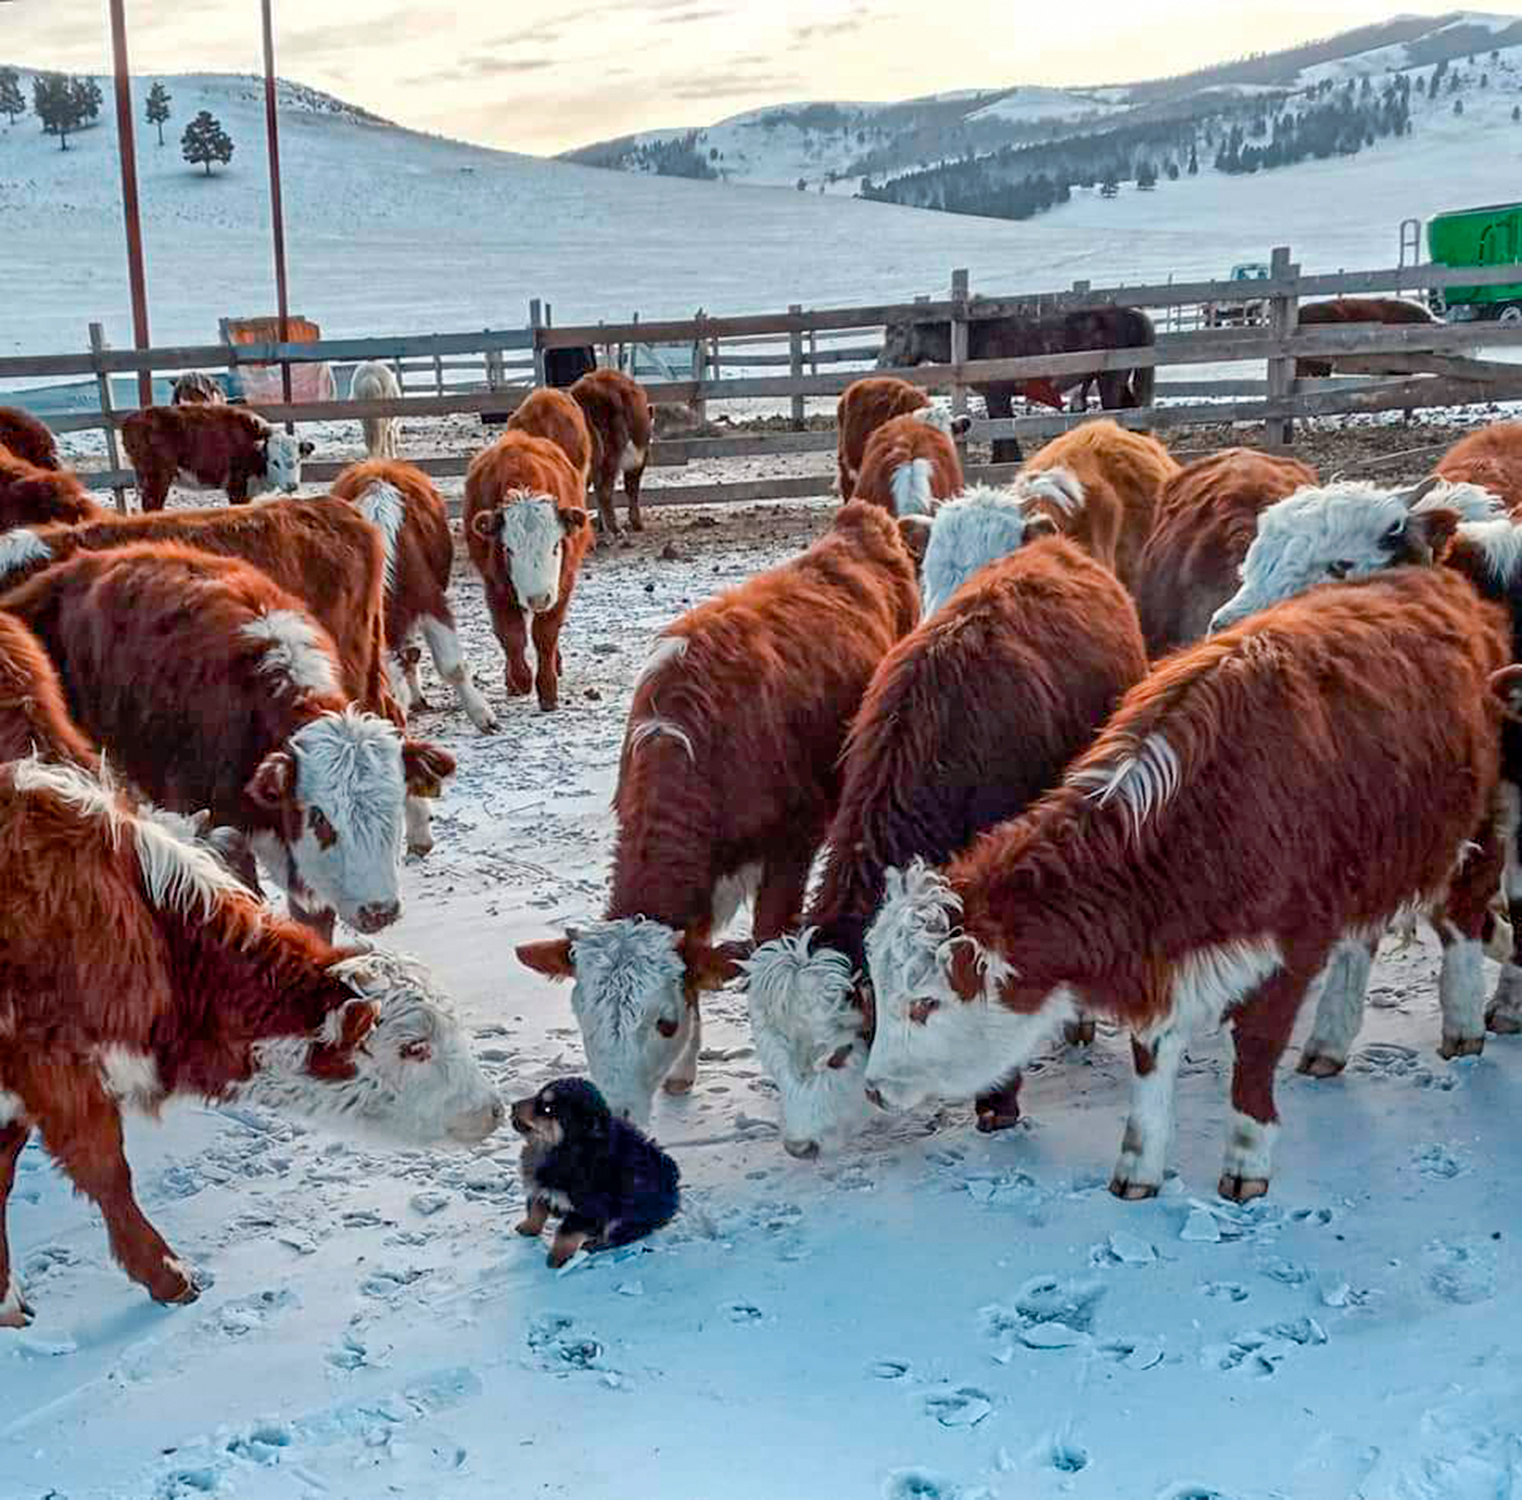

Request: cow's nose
left=354, top=899, right=401, bottom=934
left=527, top=592, right=554, bottom=613
left=864, top=1086, right=887, bottom=1111
left=784, top=1139, right=820, bottom=1160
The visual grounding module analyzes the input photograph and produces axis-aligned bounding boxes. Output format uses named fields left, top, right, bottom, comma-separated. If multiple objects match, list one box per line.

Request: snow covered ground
left=3, top=499, right=1520, bottom=1500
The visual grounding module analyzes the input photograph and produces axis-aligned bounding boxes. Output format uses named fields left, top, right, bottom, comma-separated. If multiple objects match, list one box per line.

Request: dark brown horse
left=1294, top=297, right=1439, bottom=379
left=879, top=304, right=1155, bottom=465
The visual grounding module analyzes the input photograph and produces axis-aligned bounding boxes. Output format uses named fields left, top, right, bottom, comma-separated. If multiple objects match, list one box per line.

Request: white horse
left=350, top=360, right=402, bottom=460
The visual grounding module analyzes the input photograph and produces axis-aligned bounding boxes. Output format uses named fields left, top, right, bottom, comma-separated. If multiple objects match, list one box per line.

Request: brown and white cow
left=1017, top=419, right=1179, bottom=589
left=0, top=446, right=104, bottom=532
left=744, top=536, right=1147, bottom=1157
left=171, top=372, right=226, bottom=406
left=836, top=377, right=930, bottom=499
left=122, top=405, right=314, bottom=511
left=1133, top=448, right=1318, bottom=656
left=1436, top=421, right=1522, bottom=515
left=852, top=410, right=971, bottom=517
left=0, top=407, right=60, bottom=471
left=0, top=542, right=455, bottom=929
left=508, top=388, right=593, bottom=487
left=330, top=459, right=497, bottom=734
left=516, top=501, right=920, bottom=1124
left=0, top=498, right=397, bottom=725
left=0, top=610, right=99, bottom=770
left=862, top=566, right=1508, bottom=1203
left=0, top=756, right=501, bottom=1322
left=570, top=369, right=653, bottom=535
left=464, top=431, right=592, bottom=713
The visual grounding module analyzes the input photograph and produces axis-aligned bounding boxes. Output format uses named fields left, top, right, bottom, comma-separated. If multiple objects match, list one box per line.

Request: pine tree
left=1100, top=169, right=1118, bottom=198
left=182, top=109, right=234, bottom=175
left=32, top=72, right=100, bottom=150
left=1135, top=158, right=1157, bottom=190
left=146, top=82, right=171, bottom=146
left=1454, top=98, right=1464, bottom=116
left=1513, top=105, right=1520, bottom=122
left=0, top=67, right=23, bottom=126
left=1187, top=143, right=1198, bottom=175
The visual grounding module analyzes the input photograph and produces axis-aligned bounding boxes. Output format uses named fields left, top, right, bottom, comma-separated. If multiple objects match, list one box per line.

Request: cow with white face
left=121, top=404, right=314, bottom=511
left=464, top=431, right=592, bottom=713
left=915, top=480, right=1067, bottom=616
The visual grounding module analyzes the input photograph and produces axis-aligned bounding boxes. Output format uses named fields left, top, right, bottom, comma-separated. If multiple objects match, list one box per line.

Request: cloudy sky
left=1, top=0, right=1491, bottom=154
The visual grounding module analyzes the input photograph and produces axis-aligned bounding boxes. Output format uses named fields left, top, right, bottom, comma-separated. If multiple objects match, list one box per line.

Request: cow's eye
left=310, top=808, right=336, bottom=844
left=908, top=998, right=940, bottom=1025
left=399, top=1039, right=431, bottom=1063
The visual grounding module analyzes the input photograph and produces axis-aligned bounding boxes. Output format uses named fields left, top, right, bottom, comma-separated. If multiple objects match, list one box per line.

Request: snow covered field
left=3, top=500, right=1520, bottom=1500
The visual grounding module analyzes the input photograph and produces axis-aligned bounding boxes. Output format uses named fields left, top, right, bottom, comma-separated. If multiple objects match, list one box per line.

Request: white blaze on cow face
left=240, top=950, right=503, bottom=1146
left=862, top=861, right=1074, bottom=1111
left=261, top=432, right=310, bottom=494
left=494, top=494, right=565, bottom=614
left=744, top=930, right=870, bottom=1157
left=282, top=709, right=409, bottom=932
left=563, top=918, right=693, bottom=1127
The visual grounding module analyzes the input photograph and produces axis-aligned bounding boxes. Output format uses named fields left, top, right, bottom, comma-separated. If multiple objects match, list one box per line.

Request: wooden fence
left=5, top=249, right=1522, bottom=509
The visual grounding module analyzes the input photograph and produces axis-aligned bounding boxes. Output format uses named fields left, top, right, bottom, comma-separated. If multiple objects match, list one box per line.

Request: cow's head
left=1208, top=477, right=1497, bottom=633
left=743, top=930, right=872, bottom=1158
left=861, top=861, right=1070, bottom=1112
left=919, top=482, right=1062, bottom=616
left=241, top=948, right=503, bottom=1146
left=516, top=918, right=740, bottom=1126
left=471, top=493, right=588, bottom=614
left=245, top=707, right=456, bottom=934
left=879, top=317, right=947, bottom=370
left=261, top=430, right=315, bottom=493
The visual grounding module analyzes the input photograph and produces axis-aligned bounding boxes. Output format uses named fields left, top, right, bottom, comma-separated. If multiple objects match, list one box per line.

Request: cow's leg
left=975, top=1073, right=1023, bottom=1133
left=1298, top=933, right=1378, bottom=1077
left=530, top=608, right=566, bottom=713
left=420, top=613, right=498, bottom=733
left=227, top=476, right=250, bottom=506
left=983, top=386, right=1022, bottom=468
left=1439, top=813, right=1504, bottom=1058
left=751, top=844, right=816, bottom=943
left=664, top=1004, right=703, bottom=1096
left=0, top=1121, right=34, bottom=1328
left=138, top=468, right=170, bottom=513
left=401, top=644, right=431, bottom=713
left=1109, top=1027, right=1189, bottom=1200
left=494, top=606, right=534, bottom=698
left=593, top=467, right=621, bottom=538
left=37, top=1077, right=198, bottom=1304
left=624, top=461, right=646, bottom=533
left=1487, top=783, right=1522, bottom=1034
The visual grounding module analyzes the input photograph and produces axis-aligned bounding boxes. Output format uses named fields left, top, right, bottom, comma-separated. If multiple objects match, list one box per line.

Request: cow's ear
left=897, top=513, right=933, bottom=562
left=560, top=506, right=590, bottom=534
left=470, top=509, right=502, bottom=541
left=402, top=739, right=456, bottom=797
left=246, top=749, right=295, bottom=812
left=298, top=440, right=315, bottom=458
left=1401, top=505, right=1459, bottom=562
left=307, top=998, right=380, bottom=1080
left=516, top=938, right=576, bottom=980
left=949, top=413, right=973, bottom=438
left=680, top=935, right=746, bottom=992
left=1024, top=512, right=1060, bottom=541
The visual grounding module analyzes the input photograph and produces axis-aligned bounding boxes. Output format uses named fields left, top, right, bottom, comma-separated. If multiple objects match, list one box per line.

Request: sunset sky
left=1, top=0, right=1501, bottom=154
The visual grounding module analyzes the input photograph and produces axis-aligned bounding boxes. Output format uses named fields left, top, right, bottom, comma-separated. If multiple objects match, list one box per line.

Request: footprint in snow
left=723, top=1302, right=764, bottom=1324
left=1412, top=1143, right=1467, bottom=1180
left=882, top=1470, right=993, bottom=1500
left=359, top=1266, right=429, bottom=1299
left=923, top=1387, right=993, bottom=1428
left=206, top=1287, right=299, bottom=1339
left=1199, top=1280, right=1250, bottom=1303
left=1423, top=1237, right=1498, bottom=1306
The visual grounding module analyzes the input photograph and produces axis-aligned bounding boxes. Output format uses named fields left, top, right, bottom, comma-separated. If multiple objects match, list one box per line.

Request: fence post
left=949, top=270, right=970, bottom=460
left=529, top=299, right=546, bottom=387
left=691, top=309, right=708, bottom=426
left=89, top=322, right=129, bottom=514
left=788, top=304, right=805, bottom=431
left=1265, top=245, right=1298, bottom=448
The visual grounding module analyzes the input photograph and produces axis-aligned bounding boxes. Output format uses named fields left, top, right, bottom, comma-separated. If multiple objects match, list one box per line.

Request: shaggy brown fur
left=852, top=414, right=964, bottom=516
left=1295, top=297, right=1439, bottom=379
left=0, top=611, right=99, bottom=770
left=0, top=408, right=60, bottom=470
left=0, top=446, right=104, bottom=531
left=570, top=369, right=654, bottom=535
left=835, top=377, right=930, bottom=499
left=1436, top=422, right=1522, bottom=514
left=508, top=388, right=593, bottom=487
left=122, top=405, right=313, bottom=511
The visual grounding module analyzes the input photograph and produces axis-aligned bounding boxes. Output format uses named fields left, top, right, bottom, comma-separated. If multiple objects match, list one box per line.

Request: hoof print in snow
left=1424, top=1238, right=1498, bottom=1306
left=923, top=1387, right=992, bottom=1427
left=723, top=1301, right=764, bottom=1324
left=870, top=1359, right=911, bottom=1380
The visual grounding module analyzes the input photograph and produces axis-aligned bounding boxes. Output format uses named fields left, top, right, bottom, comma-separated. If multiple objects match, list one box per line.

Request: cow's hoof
left=0, top=1285, right=34, bottom=1329
left=1063, top=1019, right=1097, bottom=1047
left=1485, top=1007, right=1522, bottom=1035
left=1218, top=1174, right=1270, bottom=1204
left=1439, top=1035, right=1485, bottom=1061
left=1108, top=1177, right=1160, bottom=1201
left=407, top=840, right=433, bottom=859
left=975, top=1107, right=1021, bottom=1133
left=475, top=711, right=501, bottom=735
left=1297, top=1051, right=1346, bottom=1078
left=537, top=699, right=559, bottom=714
left=152, top=1266, right=201, bottom=1306
left=662, top=1076, right=694, bottom=1096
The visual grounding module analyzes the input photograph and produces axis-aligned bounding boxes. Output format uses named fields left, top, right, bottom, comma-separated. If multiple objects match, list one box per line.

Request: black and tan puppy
left=511, top=1078, right=681, bottom=1267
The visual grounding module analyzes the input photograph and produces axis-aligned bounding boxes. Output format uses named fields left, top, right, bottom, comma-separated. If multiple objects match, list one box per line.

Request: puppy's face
left=510, top=1078, right=610, bottom=1148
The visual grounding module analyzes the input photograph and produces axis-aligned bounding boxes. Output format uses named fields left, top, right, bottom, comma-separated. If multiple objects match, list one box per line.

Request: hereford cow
left=1016, top=420, right=1179, bottom=589
left=508, top=388, right=593, bottom=486
left=1436, top=422, right=1522, bottom=514
left=171, top=372, right=226, bottom=406
left=0, top=407, right=60, bottom=470
left=516, top=502, right=920, bottom=1124
left=881, top=305, right=1155, bottom=465
left=0, top=611, right=98, bottom=770
left=350, top=360, right=402, bottom=460
left=1133, top=449, right=1318, bottom=656
left=330, top=459, right=495, bottom=738
left=744, top=537, right=1148, bottom=1157
left=1295, top=297, right=1440, bottom=379
left=0, top=446, right=104, bottom=532
left=570, top=369, right=654, bottom=536
left=465, top=431, right=592, bottom=713
left=0, top=756, right=501, bottom=1322
left=862, top=566, right=1508, bottom=1202
left=0, top=499, right=397, bottom=724
left=852, top=410, right=971, bottom=517
left=836, top=377, right=930, bottom=499
left=122, top=405, right=315, bottom=510
left=0, top=543, right=456, bottom=930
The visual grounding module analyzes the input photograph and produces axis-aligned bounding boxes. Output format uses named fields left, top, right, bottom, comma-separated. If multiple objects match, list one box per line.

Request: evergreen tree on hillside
left=32, top=72, right=101, bottom=150
left=1099, top=169, right=1118, bottom=198
left=1187, top=142, right=1198, bottom=175
left=1454, top=98, right=1464, bottom=116
left=182, top=110, right=234, bottom=175
left=1135, top=158, right=1157, bottom=190
left=1513, top=104, right=1520, bottom=122
left=0, top=67, right=24, bottom=126
left=146, top=82, right=171, bottom=146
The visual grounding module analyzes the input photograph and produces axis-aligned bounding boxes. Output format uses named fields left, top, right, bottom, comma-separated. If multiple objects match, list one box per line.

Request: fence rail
left=7, top=250, right=1522, bottom=506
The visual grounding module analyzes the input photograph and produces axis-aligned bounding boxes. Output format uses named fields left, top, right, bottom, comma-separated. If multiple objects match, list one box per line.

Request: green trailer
left=1428, top=202, right=1522, bottom=322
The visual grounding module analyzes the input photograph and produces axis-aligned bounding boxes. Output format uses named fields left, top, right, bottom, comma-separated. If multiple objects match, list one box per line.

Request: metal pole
left=261, top=0, right=293, bottom=422
left=108, top=0, right=153, bottom=410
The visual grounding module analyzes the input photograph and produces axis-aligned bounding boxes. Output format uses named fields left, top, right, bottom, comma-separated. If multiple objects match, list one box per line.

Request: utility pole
left=261, top=0, right=294, bottom=419
left=108, top=0, right=153, bottom=409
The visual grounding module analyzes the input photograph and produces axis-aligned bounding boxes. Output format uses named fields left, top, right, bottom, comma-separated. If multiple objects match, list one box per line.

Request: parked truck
left=1428, top=202, right=1522, bottom=323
